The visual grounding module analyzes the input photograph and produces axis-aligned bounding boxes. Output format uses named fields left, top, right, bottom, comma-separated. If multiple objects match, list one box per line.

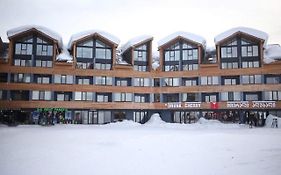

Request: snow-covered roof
left=68, top=30, right=120, bottom=49
left=121, top=35, right=153, bottom=53
left=56, top=48, right=73, bottom=62
left=158, top=31, right=206, bottom=48
left=214, top=27, right=268, bottom=45
left=7, top=25, right=63, bottom=48
left=263, top=44, right=281, bottom=63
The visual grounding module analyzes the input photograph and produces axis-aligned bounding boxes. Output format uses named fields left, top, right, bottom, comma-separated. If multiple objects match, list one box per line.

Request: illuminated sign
left=165, top=102, right=201, bottom=109
left=227, top=101, right=276, bottom=109
left=36, top=108, right=67, bottom=112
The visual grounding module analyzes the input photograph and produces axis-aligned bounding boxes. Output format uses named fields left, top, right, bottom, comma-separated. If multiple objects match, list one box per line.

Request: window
left=134, top=94, right=149, bottom=103
left=14, top=59, right=32, bottom=67
left=74, top=92, right=93, bottom=101
left=265, top=76, right=280, bottom=84
left=13, top=73, right=31, bottom=83
left=116, top=78, right=130, bottom=86
left=182, top=93, right=199, bottom=102
left=133, top=111, right=148, bottom=123
left=76, top=62, right=93, bottom=69
left=36, top=37, right=53, bottom=56
left=241, top=45, right=259, bottom=57
left=221, top=62, right=239, bottom=69
left=182, top=64, right=198, bottom=71
left=244, top=93, right=260, bottom=101
left=15, top=39, right=33, bottom=55
left=36, top=76, right=50, bottom=84
left=97, top=111, right=112, bottom=124
left=163, top=93, right=179, bottom=102
left=56, top=92, right=72, bottom=101
left=163, top=78, right=180, bottom=87
left=96, top=93, right=111, bottom=102
left=95, top=76, right=112, bottom=86
left=134, top=44, right=147, bottom=62
left=182, top=49, right=198, bottom=60
left=134, top=78, right=150, bottom=87
left=134, top=65, right=147, bottom=72
left=114, top=93, right=133, bottom=102
left=221, top=92, right=241, bottom=101
left=164, top=65, right=179, bottom=72
left=77, top=47, right=93, bottom=58
left=183, top=78, right=198, bottom=86
left=264, top=91, right=281, bottom=101
left=77, top=77, right=91, bottom=85
left=0, top=90, right=6, bottom=100
left=54, top=75, right=73, bottom=84
left=35, top=60, right=52, bottom=68
left=242, top=75, right=261, bottom=84
left=242, top=61, right=259, bottom=68
left=223, top=77, right=239, bottom=85
left=95, top=63, right=111, bottom=70
left=95, top=40, right=112, bottom=60
left=221, top=47, right=237, bottom=58
left=203, top=93, right=218, bottom=102
left=0, top=73, right=8, bottom=82
left=32, top=91, right=51, bottom=100
left=201, top=76, right=219, bottom=85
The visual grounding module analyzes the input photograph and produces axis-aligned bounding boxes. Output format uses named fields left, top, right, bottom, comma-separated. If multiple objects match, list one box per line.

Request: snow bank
left=68, top=30, right=120, bottom=49
left=145, top=113, right=166, bottom=125
left=56, top=48, right=73, bottom=62
left=158, top=31, right=206, bottom=48
left=7, top=25, right=63, bottom=47
left=105, top=120, right=141, bottom=127
left=121, top=35, right=153, bottom=53
left=214, top=27, right=268, bottom=45
left=265, top=114, right=281, bottom=128
left=263, top=44, right=281, bottom=63
left=198, top=117, right=222, bottom=125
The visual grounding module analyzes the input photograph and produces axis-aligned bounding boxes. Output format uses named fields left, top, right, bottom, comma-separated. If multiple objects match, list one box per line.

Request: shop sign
left=36, top=108, right=67, bottom=112
left=165, top=102, right=201, bottom=109
left=227, top=101, right=276, bottom=109
left=210, top=102, right=218, bottom=109
left=252, top=101, right=276, bottom=108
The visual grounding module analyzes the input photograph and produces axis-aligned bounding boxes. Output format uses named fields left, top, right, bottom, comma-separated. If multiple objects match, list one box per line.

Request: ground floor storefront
left=1, top=108, right=280, bottom=127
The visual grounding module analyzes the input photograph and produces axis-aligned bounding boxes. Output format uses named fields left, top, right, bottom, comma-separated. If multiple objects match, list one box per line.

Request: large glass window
left=36, top=37, right=53, bottom=56
left=114, top=93, right=133, bottom=102
left=182, top=93, right=199, bottom=102
left=96, top=93, right=111, bottom=102
left=77, top=77, right=91, bottom=85
left=13, top=73, right=31, bottom=83
left=95, top=76, right=112, bottom=86
left=183, top=78, right=198, bottom=86
left=134, top=78, right=150, bottom=87
left=201, top=76, right=219, bottom=85
left=95, top=40, right=112, bottom=60
left=15, top=36, right=33, bottom=55
left=74, top=92, right=93, bottom=101
left=241, top=75, right=262, bottom=84
left=163, top=78, right=180, bottom=87
left=221, top=92, right=241, bottom=101
left=133, top=111, right=148, bottom=123
left=54, top=75, right=73, bottom=84
left=203, top=93, right=218, bottom=102
left=134, top=94, right=149, bottom=103
left=221, top=39, right=238, bottom=58
left=265, top=76, right=280, bottom=84
left=264, top=91, right=281, bottom=101
left=134, top=44, right=147, bottom=62
left=32, top=91, right=51, bottom=100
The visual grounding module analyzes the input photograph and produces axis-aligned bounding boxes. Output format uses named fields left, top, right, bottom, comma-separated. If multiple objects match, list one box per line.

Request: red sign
left=210, top=102, right=219, bottom=109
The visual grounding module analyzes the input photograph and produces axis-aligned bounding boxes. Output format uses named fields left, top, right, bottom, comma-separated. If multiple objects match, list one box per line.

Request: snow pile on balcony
left=264, top=44, right=281, bottom=63
left=56, top=48, right=73, bottom=62
left=145, top=113, right=166, bottom=125
left=265, top=114, right=281, bottom=128
left=121, top=35, right=153, bottom=53
left=152, top=51, right=160, bottom=70
left=68, top=30, right=120, bottom=49
left=158, top=31, right=206, bottom=47
left=7, top=25, right=63, bottom=47
left=214, top=27, right=268, bottom=45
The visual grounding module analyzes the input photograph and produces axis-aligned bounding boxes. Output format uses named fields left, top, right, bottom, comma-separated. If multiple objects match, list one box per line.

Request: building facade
left=0, top=26, right=280, bottom=125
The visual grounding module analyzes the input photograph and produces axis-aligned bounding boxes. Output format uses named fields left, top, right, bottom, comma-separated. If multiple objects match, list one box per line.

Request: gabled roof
left=68, top=30, right=120, bottom=49
left=121, top=35, right=153, bottom=54
left=158, top=31, right=206, bottom=48
left=214, top=27, right=268, bottom=45
left=7, top=25, right=63, bottom=47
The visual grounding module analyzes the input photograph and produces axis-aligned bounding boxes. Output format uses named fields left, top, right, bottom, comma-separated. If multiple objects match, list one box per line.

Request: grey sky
left=0, top=0, right=280, bottom=49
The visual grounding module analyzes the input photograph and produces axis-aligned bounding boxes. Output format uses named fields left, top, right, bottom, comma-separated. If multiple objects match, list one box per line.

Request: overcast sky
left=0, top=0, right=280, bottom=50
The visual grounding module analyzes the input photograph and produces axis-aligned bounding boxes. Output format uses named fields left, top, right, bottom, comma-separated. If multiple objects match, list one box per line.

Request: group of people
left=33, top=111, right=71, bottom=125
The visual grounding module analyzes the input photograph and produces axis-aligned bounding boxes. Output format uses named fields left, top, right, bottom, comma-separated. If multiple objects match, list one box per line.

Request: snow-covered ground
left=0, top=115, right=281, bottom=175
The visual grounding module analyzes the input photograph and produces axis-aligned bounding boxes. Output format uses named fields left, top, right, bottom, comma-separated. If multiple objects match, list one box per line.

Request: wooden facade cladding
left=1, top=101, right=281, bottom=110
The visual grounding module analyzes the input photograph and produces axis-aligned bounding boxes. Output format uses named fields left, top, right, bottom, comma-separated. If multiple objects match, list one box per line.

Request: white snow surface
left=158, top=31, right=206, bottom=48
left=56, top=48, right=73, bottom=62
left=152, top=61, right=160, bottom=70
left=121, top=35, right=153, bottom=53
left=7, top=25, right=63, bottom=48
left=1, top=121, right=281, bottom=175
left=214, top=27, right=268, bottom=45
left=68, top=30, right=120, bottom=49
left=264, top=44, right=281, bottom=63
left=265, top=114, right=281, bottom=128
